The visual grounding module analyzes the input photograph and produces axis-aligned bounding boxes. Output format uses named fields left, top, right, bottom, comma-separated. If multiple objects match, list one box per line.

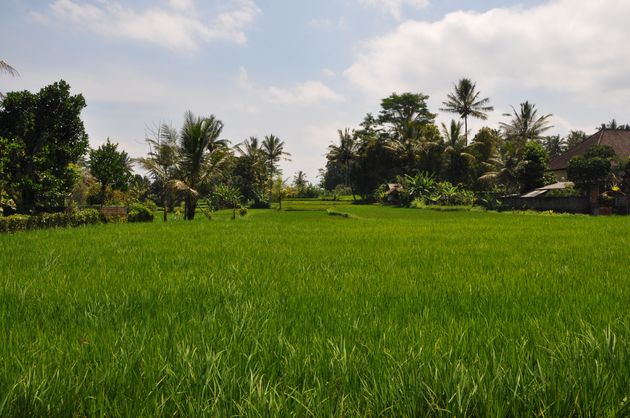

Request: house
left=549, top=129, right=630, bottom=180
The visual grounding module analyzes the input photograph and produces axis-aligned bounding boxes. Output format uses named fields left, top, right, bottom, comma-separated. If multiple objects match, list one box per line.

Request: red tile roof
left=549, top=129, right=630, bottom=171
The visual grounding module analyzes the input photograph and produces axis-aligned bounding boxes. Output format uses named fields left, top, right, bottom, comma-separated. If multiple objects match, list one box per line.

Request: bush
left=0, top=209, right=103, bottom=233
left=128, top=203, right=154, bottom=223
left=239, top=206, right=248, bottom=217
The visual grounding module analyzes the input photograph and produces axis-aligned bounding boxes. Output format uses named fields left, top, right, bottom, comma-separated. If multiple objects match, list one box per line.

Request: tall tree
left=89, top=139, right=132, bottom=204
left=0, top=80, right=89, bottom=213
left=262, top=134, right=291, bottom=203
left=293, top=170, right=307, bottom=193
left=440, top=78, right=494, bottom=145
left=136, top=124, right=180, bottom=221
left=499, top=101, right=553, bottom=145
left=177, top=111, right=228, bottom=220
left=378, top=92, right=436, bottom=142
left=234, top=137, right=267, bottom=204
left=327, top=129, right=359, bottom=197
left=441, top=120, right=476, bottom=185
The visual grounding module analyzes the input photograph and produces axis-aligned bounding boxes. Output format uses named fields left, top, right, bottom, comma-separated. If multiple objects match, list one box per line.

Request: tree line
left=322, top=78, right=629, bottom=201
left=0, top=80, right=322, bottom=219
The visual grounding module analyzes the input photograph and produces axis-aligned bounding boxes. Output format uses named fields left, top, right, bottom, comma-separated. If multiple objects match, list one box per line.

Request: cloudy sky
left=2, top=0, right=629, bottom=181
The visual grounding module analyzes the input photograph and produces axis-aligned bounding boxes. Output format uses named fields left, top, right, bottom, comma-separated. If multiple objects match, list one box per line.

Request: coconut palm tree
left=293, top=170, right=307, bottom=193
left=262, top=134, right=291, bottom=202
left=177, top=111, right=228, bottom=220
left=499, top=101, right=553, bottom=144
left=327, top=129, right=359, bottom=189
left=135, top=124, right=180, bottom=221
left=441, top=120, right=476, bottom=185
left=440, top=78, right=494, bottom=145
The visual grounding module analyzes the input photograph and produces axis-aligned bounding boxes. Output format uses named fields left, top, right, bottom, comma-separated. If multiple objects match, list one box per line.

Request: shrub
left=0, top=209, right=103, bottom=233
left=144, top=199, right=158, bottom=214
left=239, top=206, right=248, bottom=217
left=128, top=203, right=154, bottom=223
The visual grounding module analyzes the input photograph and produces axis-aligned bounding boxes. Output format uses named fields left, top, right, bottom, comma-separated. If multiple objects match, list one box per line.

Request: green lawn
left=1, top=205, right=629, bottom=416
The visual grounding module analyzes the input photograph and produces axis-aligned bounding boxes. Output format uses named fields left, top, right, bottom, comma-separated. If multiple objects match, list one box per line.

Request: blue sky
left=2, top=0, right=629, bottom=182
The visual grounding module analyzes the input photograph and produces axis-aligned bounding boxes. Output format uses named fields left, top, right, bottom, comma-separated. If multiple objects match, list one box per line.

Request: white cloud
left=322, top=68, right=336, bottom=78
left=266, top=81, right=345, bottom=105
left=345, top=0, right=630, bottom=105
left=237, top=67, right=344, bottom=105
left=46, top=0, right=260, bottom=50
left=358, top=0, right=430, bottom=20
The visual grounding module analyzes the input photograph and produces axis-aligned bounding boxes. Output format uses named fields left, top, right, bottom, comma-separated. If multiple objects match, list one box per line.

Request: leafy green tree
left=89, top=139, right=132, bottom=204
left=500, top=101, right=553, bottom=146
left=0, top=80, right=89, bottom=213
left=440, top=78, right=494, bottom=144
left=262, top=134, right=291, bottom=202
left=378, top=92, right=436, bottom=142
left=515, top=141, right=549, bottom=193
left=567, top=145, right=617, bottom=194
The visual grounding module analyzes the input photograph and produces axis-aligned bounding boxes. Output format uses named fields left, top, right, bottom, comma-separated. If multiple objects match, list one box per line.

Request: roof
left=549, top=129, right=630, bottom=171
left=521, top=189, right=548, bottom=198
left=539, top=181, right=574, bottom=190
left=520, top=181, right=574, bottom=198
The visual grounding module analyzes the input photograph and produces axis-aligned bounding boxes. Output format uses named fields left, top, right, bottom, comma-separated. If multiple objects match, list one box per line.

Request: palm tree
left=327, top=129, right=359, bottom=190
left=499, top=101, right=553, bottom=144
left=441, top=120, right=466, bottom=150
left=0, top=60, right=18, bottom=77
left=440, top=78, right=494, bottom=145
left=441, top=120, right=476, bottom=185
left=1, top=60, right=19, bottom=99
left=177, top=111, right=228, bottom=220
left=262, top=134, right=291, bottom=202
left=293, top=170, right=307, bottom=193
left=135, top=124, right=180, bottom=221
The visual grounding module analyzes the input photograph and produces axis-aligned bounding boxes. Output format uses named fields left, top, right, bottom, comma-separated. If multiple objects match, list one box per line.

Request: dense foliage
left=0, top=80, right=89, bottom=213
left=567, top=145, right=617, bottom=192
left=0, top=208, right=102, bottom=233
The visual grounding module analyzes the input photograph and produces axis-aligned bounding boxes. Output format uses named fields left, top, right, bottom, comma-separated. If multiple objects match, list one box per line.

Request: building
left=549, top=129, right=630, bottom=180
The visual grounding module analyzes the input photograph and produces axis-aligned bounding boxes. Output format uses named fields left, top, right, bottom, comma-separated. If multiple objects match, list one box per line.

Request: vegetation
left=1, top=206, right=630, bottom=416
left=0, top=80, right=89, bottom=213
left=89, top=139, right=133, bottom=205
left=440, top=78, right=494, bottom=144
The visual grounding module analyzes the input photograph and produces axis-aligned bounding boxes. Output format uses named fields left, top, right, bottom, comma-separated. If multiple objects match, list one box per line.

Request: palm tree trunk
left=464, top=116, right=468, bottom=146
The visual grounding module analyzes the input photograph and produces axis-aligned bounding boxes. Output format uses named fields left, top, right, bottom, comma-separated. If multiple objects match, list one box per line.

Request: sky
left=2, top=0, right=630, bottom=183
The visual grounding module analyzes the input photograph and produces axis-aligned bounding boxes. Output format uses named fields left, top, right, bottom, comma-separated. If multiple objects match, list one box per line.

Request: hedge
left=0, top=209, right=104, bottom=234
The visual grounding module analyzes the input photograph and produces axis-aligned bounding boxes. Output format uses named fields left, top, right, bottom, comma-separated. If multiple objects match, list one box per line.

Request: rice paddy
left=1, top=204, right=629, bottom=416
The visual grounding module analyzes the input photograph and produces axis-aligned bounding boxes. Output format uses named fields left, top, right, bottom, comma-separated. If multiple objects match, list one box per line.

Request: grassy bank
left=1, top=206, right=629, bottom=416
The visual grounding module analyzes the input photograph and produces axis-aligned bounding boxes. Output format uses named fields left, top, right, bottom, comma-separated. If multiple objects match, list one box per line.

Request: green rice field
left=1, top=203, right=629, bottom=416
